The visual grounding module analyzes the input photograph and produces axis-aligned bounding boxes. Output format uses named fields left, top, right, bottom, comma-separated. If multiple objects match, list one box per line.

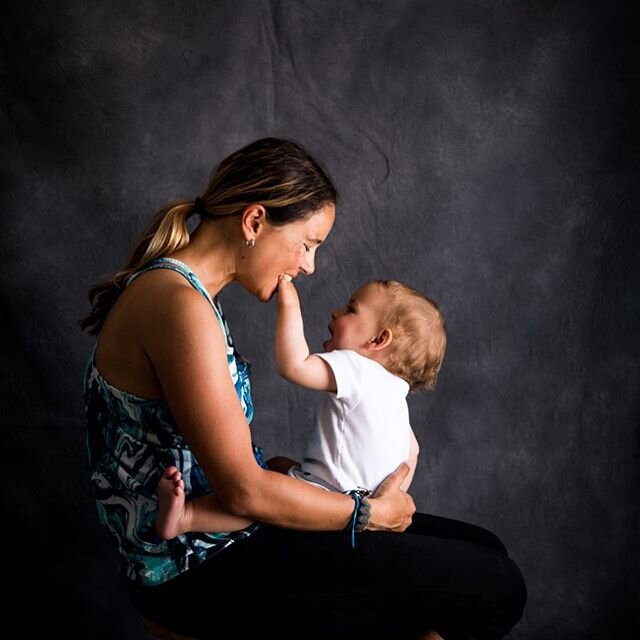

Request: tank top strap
left=125, top=257, right=226, bottom=336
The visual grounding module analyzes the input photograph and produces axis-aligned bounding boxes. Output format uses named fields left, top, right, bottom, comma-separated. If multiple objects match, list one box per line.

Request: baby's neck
left=353, top=347, right=391, bottom=372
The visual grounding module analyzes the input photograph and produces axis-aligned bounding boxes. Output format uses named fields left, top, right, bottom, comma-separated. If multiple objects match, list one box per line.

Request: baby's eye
left=303, top=243, right=311, bottom=253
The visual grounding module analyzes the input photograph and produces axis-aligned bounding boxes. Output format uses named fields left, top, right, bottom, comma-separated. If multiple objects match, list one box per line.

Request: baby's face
left=323, top=283, right=387, bottom=354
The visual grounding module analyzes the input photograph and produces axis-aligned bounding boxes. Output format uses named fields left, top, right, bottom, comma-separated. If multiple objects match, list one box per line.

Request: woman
left=82, top=138, right=526, bottom=640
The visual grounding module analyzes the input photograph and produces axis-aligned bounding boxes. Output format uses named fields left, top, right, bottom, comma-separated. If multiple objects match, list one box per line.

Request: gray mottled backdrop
left=2, top=1, right=638, bottom=638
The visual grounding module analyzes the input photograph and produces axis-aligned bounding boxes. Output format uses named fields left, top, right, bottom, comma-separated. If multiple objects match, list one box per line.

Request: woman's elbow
left=217, top=474, right=263, bottom=518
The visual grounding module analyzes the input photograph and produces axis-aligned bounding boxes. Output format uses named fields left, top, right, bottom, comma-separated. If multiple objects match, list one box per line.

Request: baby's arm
left=275, top=275, right=336, bottom=392
left=399, top=429, right=420, bottom=492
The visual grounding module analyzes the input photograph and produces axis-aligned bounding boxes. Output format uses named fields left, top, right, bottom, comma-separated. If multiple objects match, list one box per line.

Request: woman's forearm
left=226, top=466, right=354, bottom=530
left=223, top=464, right=414, bottom=533
left=186, top=493, right=254, bottom=532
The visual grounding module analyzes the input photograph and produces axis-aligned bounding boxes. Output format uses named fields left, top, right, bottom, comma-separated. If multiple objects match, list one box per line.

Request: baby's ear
left=369, top=327, right=393, bottom=351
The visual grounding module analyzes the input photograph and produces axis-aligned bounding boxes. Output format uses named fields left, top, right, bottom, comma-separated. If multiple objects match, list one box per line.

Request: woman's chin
left=255, top=283, right=277, bottom=302
left=266, top=284, right=279, bottom=301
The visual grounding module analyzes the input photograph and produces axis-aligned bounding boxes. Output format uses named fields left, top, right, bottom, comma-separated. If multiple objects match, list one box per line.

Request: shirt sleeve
left=315, top=350, right=365, bottom=404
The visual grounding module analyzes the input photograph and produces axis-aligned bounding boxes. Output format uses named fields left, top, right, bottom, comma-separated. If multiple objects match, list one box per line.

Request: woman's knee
left=471, top=524, right=509, bottom=554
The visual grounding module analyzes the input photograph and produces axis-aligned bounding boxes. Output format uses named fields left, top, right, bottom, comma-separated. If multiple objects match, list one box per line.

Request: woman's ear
left=369, top=328, right=393, bottom=351
left=241, top=204, right=267, bottom=243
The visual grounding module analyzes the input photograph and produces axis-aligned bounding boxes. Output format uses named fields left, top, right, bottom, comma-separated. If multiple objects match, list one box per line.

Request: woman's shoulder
left=96, top=268, right=228, bottom=398
left=104, top=268, right=221, bottom=350
left=126, top=265, right=201, bottom=297
left=127, top=269, right=223, bottom=342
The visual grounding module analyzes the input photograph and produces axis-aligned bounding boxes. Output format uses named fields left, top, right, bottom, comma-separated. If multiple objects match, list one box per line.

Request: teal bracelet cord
left=348, top=491, right=361, bottom=548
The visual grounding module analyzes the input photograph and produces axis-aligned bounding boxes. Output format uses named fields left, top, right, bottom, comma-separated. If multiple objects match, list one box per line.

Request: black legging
left=128, top=513, right=527, bottom=640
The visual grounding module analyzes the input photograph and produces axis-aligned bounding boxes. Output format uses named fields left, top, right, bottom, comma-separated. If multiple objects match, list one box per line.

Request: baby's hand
left=277, top=273, right=300, bottom=308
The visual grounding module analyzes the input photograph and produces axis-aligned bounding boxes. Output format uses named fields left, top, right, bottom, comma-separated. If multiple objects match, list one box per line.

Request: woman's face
left=241, top=203, right=336, bottom=301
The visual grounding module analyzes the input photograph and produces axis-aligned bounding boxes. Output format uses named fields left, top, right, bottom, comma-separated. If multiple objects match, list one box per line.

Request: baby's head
left=324, top=280, right=446, bottom=391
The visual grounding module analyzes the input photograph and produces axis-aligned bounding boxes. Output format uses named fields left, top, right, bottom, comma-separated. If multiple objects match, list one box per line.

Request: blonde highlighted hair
left=81, top=138, right=337, bottom=334
left=375, top=280, right=446, bottom=392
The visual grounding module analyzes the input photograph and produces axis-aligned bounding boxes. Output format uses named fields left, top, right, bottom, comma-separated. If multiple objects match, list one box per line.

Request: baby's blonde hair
left=374, top=280, right=446, bottom=392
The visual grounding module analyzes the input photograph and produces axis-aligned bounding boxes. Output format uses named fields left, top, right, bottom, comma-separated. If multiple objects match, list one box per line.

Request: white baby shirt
left=295, top=349, right=412, bottom=494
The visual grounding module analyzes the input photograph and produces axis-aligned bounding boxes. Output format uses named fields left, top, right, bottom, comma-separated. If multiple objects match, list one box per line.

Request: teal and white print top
left=84, top=258, right=266, bottom=586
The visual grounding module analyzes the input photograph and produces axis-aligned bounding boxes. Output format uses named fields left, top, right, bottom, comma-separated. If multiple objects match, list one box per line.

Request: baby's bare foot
left=156, top=466, right=187, bottom=540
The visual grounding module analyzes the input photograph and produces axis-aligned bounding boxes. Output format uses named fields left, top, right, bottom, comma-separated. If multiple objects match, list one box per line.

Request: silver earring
left=245, top=239, right=255, bottom=248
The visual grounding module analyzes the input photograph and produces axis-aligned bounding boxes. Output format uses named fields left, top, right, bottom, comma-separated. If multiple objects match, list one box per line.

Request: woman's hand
left=367, top=463, right=416, bottom=532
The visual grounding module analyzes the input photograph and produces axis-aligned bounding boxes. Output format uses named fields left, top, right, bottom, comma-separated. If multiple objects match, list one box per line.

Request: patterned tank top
left=84, top=258, right=266, bottom=586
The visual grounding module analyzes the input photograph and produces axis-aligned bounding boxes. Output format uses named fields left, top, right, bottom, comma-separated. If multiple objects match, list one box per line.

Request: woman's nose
left=302, top=251, right=315, bottom=275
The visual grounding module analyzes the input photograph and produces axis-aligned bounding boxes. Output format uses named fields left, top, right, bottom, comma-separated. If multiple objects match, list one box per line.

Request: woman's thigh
left=130, top=514, right=526, bottom=640
left=407, top=512, right=508, bottom=554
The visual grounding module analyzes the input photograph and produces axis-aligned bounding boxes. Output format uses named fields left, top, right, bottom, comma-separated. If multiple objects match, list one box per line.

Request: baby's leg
left=156, top=466, right=189, bottom=540
left=156, top=466, right=253, bottom=539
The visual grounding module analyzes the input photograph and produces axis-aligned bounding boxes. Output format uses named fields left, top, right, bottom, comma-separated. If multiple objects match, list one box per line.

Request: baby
left=274, top=276, right=446, bottom=496
left=155, top=277, right=446, bottom=538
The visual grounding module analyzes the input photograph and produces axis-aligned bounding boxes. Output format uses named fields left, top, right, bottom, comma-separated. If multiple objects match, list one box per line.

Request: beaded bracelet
left=346, top=489, right=372, bottom=548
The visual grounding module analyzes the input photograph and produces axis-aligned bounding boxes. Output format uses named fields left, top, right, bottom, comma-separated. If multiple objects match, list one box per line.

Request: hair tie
left=193, top=197, right=205, bottom=217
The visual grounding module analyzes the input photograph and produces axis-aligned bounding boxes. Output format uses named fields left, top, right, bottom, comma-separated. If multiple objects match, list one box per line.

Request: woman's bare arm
left=142, top=282, right=414, bottom=532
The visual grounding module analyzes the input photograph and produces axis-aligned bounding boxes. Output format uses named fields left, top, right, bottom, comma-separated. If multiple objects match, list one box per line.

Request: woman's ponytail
left=79, top=200, right=195, bottom=335
left=81, top=137, right=337, bottom=335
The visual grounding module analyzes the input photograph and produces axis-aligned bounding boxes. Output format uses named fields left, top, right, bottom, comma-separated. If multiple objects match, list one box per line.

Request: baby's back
left=302, top=350, right=412, bottom=493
